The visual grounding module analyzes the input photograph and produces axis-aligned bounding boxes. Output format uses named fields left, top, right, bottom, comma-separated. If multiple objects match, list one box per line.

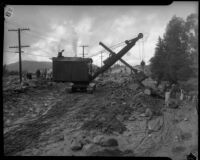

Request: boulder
left=70, top=139, right=83, bottom=151
left=111, top=102, right=117, bottom=106
left=100, top=138, right=118, bottom=147
left=144, top=88, right=151, bottom=95
left=128, top=115, right=136, bottom=121
left=145, top=108, right=153, bottom=118
left=148, top=117, right=163, bottom=132
left=93, top=136, right=118, bottom=147
left=93, top=135, right=105, bottom=144
left=128, top=83, right=139, bottom=91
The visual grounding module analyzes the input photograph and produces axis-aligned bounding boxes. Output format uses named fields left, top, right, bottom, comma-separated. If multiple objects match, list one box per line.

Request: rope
left=142, top=38, right=145, bottom=61
left=138, top=40, right=142, bottom=61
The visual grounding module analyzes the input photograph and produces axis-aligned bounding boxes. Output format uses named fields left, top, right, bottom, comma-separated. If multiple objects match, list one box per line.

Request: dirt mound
left=81, top=114, right=126, bottom=134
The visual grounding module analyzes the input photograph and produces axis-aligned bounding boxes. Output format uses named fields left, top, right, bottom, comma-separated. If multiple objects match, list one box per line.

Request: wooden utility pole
left=8, top=28, right=30, bottom=83
left=100, top=51, right=103, bottom=76
left=79, top=45, right=88, bottom=58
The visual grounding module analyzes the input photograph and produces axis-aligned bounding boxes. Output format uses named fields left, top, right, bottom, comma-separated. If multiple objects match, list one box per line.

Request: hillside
left=6, top=61, right=52, bottom=73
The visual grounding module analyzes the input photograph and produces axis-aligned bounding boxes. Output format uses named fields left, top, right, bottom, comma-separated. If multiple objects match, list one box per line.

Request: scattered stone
left=128, top=83, right=140, bottom=91
left=139, top=113, right=146, bottom=117
left=100, top=138, right=118, bottom=147
left=145, top=108, right=153, bottom=118
left=116, top=115, right=124, bottom=121
left=144, top=88, right=151, bottom=95
left=148, top=117, right=163, bottom=132
left=128, top=115, right=136, bottom=121
left=93, top=135, right=105, bottom=144
left=70, top=139, right=83, bottom=151
left=111, top=102, right=117, bottom=106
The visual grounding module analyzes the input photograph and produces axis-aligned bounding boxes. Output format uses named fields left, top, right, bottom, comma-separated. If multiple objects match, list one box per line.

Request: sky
left=3, top=2, right=198, bottom=67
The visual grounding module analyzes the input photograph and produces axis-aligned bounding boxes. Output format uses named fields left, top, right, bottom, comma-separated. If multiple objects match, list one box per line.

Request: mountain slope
left=6, top=61, right=52, bottom=73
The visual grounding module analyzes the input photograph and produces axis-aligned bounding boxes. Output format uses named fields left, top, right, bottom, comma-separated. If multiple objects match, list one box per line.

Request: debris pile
left=3, top=76, right=66, bottom=132
left=3, top=71, right=198, bottom=158
left=80, top=78, right=164, bottom=135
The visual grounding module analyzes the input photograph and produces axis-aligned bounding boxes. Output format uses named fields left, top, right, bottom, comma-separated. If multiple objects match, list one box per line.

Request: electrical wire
left=5, top=20, right=143, bottom=63
left=23, top=52, right=51, bottom=58
left=88, top=42, right=126, bottom=58
left=138, top=40, right=142, bottom=61
left=142, top=38, right=145, bottom=61
left=4, top=49, right=51, bottom=58
left=5, top=20, right=58, bottom=42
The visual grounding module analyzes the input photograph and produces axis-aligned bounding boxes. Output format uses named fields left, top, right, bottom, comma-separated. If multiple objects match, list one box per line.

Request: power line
left=21, top=29, right=58, bottom=43
left=88, top=42, right=126, bottom=58
left=5, top=20, right=58, bottom=42
left=4, top=50, right=16, bottom=53
left=23, top=52, right=51, bottom=58
left=5, top=20, right=21, bottom=28
left=4, top=49, right=51, bottom=58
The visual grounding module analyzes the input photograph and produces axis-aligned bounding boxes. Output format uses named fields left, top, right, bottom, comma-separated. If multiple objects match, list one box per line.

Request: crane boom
left=99, top=42, right=138, bottom=73
left=90, top=33, right=143, bottom=81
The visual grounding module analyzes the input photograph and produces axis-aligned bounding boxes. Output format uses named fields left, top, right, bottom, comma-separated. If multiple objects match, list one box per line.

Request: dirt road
left=3, top=75, right=198, bottom=159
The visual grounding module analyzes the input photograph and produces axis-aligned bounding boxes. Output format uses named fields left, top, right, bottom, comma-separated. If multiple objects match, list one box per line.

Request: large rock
left=93, top=135, right=105, bottom=144
left=100, top=138, right=119, bottom=147
left=128, top=83, right=140, bottom=90
left=148, top=117, right=163, bottom=132
left=70, top=139, right=83, bottom=151
left=93, top=136, right=118, bottom=147
left=144, top=88, right=151, bottom=95
left=145, top=108, right=153, bottom=118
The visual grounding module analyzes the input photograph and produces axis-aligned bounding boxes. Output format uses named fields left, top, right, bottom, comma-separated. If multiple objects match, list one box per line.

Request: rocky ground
left=3, top=73, right=198, bottom=159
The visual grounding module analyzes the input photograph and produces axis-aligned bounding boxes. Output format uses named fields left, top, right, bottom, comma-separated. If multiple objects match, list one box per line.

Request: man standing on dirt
left=180, top=88, right=184, bottom=101
left=36, top=69, right=41, bottom=79
left=165, top=88, right=171, bottom=107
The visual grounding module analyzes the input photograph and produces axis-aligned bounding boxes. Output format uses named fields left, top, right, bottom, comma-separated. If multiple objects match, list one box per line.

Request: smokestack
left=72, top=38, right=78, bottom=57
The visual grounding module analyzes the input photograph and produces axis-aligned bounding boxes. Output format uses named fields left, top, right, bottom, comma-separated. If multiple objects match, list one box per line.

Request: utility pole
left=79, top=45, right=88, bottom=58
left=8, top=28, right=30, bottom=83
left=100, top=51, right=103, bottom=68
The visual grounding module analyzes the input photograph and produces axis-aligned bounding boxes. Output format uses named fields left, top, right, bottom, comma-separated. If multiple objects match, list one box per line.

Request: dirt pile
left=3, top=76, right=66, bottom=133
left=80, top=77, right=164, bottom=135
left=3, top=73, right=198, bottom=158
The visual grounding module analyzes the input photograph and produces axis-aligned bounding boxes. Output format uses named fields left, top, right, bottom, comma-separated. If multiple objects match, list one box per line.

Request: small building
left=52, top=56, right=93, bottom=82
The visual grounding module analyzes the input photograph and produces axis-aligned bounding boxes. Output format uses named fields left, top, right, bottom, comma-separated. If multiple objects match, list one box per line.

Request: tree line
left=150, top=13, right=198, bottom=86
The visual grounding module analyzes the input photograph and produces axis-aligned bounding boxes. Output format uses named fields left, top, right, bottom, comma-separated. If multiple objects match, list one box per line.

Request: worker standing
left=36, top=69, right=41, bottom=79
left=180, top=88, right=184, bottom=101
left=165, top=88, right=171, bottom=107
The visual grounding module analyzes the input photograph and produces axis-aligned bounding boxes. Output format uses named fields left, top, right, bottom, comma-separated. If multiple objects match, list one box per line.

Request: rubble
left=3, top=72, right=198, bottom=158
left=70, top=139, right=83, bottom=151
left=100, top=138, right=118, bottom=147
left=147, top=116, right=163, bottom=132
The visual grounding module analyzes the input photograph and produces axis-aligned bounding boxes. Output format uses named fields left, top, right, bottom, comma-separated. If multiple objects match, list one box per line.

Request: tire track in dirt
left=4, top=91, right=95, bottom=156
